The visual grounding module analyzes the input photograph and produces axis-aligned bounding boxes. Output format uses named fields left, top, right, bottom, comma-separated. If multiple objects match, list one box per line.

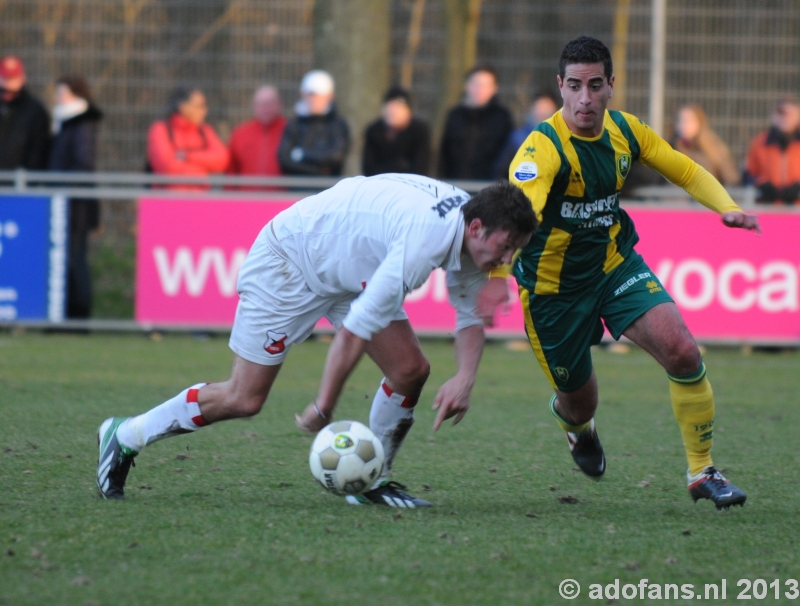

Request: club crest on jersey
left=554, top=367, right=570, bottom=382
left=617, top=154, right=632, bottom=179
left=264, top=330, right=288, bottom=355
left=513, top=161, right=538, bottom=182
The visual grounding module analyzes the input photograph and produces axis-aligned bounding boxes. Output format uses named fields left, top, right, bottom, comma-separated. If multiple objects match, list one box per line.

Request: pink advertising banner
left=136, top=199, right=800, bottom=343
left=135, top=198, right=296, bottom=325
left=630, top=208, right=800, bottom=342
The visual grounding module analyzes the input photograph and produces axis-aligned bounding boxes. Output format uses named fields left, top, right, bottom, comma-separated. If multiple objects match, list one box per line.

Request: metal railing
left=0, top=169, right=764, bottom=207
left=0, top=170, right=495, bottom=199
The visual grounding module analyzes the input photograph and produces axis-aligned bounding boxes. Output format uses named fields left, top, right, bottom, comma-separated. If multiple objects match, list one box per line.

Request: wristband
left=313, top=403, right=328, bottom=420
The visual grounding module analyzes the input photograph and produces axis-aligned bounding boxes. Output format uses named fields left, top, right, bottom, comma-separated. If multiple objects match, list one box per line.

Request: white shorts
left=229, top=224, right=407, bottom=366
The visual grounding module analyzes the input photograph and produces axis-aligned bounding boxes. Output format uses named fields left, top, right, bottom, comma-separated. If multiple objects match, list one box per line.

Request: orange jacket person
left=745, top=96, right=800, bottom=204
left=147, top=87, right=229, bottom=190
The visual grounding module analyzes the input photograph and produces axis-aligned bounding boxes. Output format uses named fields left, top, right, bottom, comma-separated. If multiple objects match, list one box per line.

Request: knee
left=220, top=388, right=266, bottom=418
left=664, top=337, right=702, bottom=376
left=387, top=355, right=430, bottom=392
left=237, top=395, right=266, bottom=418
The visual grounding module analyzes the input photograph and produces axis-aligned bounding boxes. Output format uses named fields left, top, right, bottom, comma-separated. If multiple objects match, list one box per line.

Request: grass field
left=1, top=332, right=799, bottom=605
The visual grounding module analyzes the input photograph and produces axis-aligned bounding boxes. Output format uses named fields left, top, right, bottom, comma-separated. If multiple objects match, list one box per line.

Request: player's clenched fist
left=295, top=402, right=331, bottom=434
left=722, top=211, right=761, bottom=234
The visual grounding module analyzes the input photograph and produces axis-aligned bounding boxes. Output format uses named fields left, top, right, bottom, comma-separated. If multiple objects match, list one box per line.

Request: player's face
left=557, top=63, right=614, bottom=137
left=465, top=220, right=531, bottom=272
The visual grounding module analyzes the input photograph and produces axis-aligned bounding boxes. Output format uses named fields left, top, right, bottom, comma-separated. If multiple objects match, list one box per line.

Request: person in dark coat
left=48, top=76, right=103, bottom=319
left=0, top=55, right=50, bottom=169
left=493, top=91, right=559, bottom=179
left=438, top=65, right=513, bottom=181
left=362, top=86, right=431, bottom=177
left=278, top=70, right=350, bottom=176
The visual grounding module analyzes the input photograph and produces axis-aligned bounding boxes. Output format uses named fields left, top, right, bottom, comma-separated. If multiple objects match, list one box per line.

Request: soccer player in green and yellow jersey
left=480, top=36, right=760, bottom=509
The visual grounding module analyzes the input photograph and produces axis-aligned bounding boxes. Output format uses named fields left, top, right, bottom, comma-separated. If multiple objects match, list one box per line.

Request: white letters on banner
left=154, top=246, right=246, bottom=297
left=656, top=259, right=799, bottom=313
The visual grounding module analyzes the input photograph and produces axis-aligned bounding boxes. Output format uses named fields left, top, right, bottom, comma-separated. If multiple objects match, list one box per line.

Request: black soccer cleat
left=345, top=481, right=432, bottom=508
left=688, top=466, right=746, bottom=510
left=97, top=418, right=138, bottom=500
left=566, top=419, right=606, bottom=479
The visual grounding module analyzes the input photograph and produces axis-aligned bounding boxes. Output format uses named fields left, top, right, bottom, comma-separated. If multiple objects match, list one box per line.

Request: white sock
left=369, top=378, right=416, bottom=486
left=116, top=383, right=209, bottom=452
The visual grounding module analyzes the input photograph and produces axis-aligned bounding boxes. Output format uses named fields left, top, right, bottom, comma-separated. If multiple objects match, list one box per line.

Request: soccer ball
left=309, top=420, right=385, bottom=496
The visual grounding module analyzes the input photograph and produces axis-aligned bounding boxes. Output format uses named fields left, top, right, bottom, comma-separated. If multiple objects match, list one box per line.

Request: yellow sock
left=549, top=394, right=591, bottom=434
left=668, top=363, right=714, bottom=476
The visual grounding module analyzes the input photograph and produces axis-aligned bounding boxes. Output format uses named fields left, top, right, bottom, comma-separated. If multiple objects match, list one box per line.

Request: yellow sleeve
left=488, top=131, right=562, bottom=279
left=623, top=112, right=742, bottom=214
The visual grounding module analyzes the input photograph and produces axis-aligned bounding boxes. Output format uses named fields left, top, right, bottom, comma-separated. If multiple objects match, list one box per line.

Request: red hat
left=0, top=56, right=25, bottom=79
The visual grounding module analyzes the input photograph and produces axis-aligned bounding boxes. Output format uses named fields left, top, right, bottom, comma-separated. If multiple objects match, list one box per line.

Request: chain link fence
left=2, top=0, right=798, bottom=171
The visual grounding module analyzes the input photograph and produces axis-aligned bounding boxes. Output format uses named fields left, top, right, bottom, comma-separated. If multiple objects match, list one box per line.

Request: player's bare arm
left=468, top=226, right=531, bottom=327
left=476, top=276, right=511, bottom=327
left=295, top=326, right=368, bottom=434
left=432, top=324, right=484, bottom=430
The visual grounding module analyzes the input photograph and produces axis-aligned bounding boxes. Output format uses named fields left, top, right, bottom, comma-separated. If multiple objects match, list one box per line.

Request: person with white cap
left=278, top=69, right=350, bottom=176
left=0, top=55, right=50, bottom=169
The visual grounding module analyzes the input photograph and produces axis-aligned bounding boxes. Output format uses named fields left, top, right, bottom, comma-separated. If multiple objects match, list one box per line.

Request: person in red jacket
left=745, top=96, right=800, bottom=205
left=146, top=87, right=229, bottom=190
left=227, top=85, right=286, bottom=188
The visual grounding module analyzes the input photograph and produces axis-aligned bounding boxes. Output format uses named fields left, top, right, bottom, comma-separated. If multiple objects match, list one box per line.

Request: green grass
left=1, top=333, right=799, bottom=605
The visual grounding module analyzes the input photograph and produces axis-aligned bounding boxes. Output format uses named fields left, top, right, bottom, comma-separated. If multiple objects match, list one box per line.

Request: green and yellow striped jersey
left=505, top=109, right=741, bottom=296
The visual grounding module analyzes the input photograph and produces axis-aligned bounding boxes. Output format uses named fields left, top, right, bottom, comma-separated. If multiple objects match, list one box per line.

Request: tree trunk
left=313, top=0, right=391, bottom=176
left=433, top=0, right=482, bottom=174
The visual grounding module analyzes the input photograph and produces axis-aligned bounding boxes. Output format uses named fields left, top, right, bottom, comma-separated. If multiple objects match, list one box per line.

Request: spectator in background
left=670, top=104, right=739, bottom=185
left=146, top=86, right=229, bottom=189
left=493, top=90, right=559, bottom=179
left=227, top=85, right=286, bottom=183
left=362, top=86, right=430, bottom=177
left=745, top=96, right=800, bottom=205
left=48, top=76, right=103, bottom=319
left=278, top=70, right=349, bottom=176
left=439, top=65, right=513, bottom=180
left=0, top=55, right=50, bottom=170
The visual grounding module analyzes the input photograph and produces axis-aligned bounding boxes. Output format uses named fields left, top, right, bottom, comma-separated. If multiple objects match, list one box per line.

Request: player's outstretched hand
left=432, top=374, right=472, bottom=431
left=722, top=211, right=761, bottom=235
left=477, top=277, right=510, bottom=327
left=295, top=402, right=330, bottom=434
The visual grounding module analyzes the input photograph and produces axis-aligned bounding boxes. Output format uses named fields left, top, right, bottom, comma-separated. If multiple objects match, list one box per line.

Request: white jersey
left=266, top=174, right=486, bottom=340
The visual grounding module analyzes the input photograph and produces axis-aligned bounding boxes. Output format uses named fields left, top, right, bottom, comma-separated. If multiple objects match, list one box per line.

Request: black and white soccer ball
left=309, top=420, right=385, bottom=496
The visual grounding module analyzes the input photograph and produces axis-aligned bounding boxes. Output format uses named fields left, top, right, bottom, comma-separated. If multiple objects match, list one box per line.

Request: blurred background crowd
left=2, top=0, right=798, bottom=191
left=3, top=52, right=799, bottom=202
left=1, top=0, right=799, bottom=320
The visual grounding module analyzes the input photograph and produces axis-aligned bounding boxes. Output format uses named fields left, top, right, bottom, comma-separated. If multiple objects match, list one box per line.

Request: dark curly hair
left=559, top=36, right=613, bottom=81
left=462, top=181, right=537, bottom=239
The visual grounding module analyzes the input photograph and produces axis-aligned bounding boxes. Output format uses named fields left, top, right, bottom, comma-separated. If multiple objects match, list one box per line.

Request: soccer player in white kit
left=97, top=175, right=536, bottom=506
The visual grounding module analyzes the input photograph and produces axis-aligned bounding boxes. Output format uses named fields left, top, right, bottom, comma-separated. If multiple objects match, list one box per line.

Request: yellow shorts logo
left=554, top=367, right=570, bottom=382
left=646, top=280, right=662, bottom=294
